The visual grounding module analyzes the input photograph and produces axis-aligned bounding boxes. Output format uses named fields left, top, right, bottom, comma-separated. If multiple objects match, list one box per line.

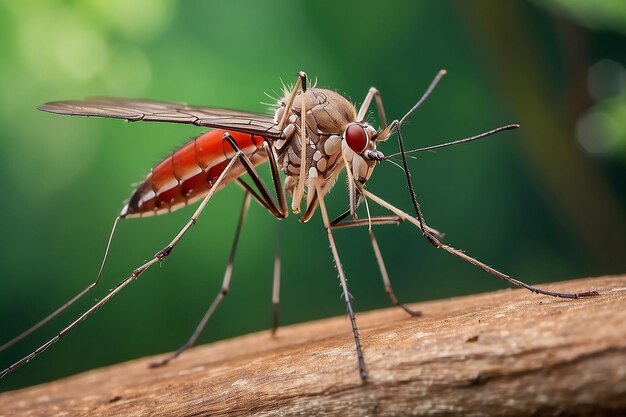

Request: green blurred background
left=1, top=0, right=625, bottom=391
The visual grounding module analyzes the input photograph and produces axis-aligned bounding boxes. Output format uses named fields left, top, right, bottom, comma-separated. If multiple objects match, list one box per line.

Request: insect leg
left=331, top=213, right=402, bottom=229
left=0, top=217, right=120, bottom=353
left=229, top=136, right=286, bottom=335
left=367, top=229, right=422, bottom=316
left=0, top=153, right=245, bottom=379
left=271, top=222, right=281, bottom=335
left=231, top=138, right=284, bottom=334
left=380, top=70, right=448, bottom=248
left=224, top=136, right=287, bottom=218
left=151, top=134, right=287, bottom=366
left=277, top=71, right=307, bottom=130
left=150, top=192, right=252, bottom=367
left=292, top=72, right=309, bottom=214
left=357, top=87, right=388, bottom=128
left=361, top=188, right=600, bottom=299
left=358, top=71, right=447, bottom=243
left=394, top=121, right=442, bottom=247
left=328, top=214, right=421, bottom=316
left=315, top=181, right=368, bottom=381
left=274, top=70, right=310, bottom=213
left=263, top=141, right=288, bottom=216
left=236, top=178, right=274, bottom=213
left=357, top=70, right=447, bottom=247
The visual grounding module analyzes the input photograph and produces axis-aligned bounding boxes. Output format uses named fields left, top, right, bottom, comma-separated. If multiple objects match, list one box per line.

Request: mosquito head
left=342, top=122, right=384, bottom=184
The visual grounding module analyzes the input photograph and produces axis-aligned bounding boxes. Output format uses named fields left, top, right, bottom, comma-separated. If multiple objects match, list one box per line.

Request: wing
left=38, top=97, right=282, bottom=138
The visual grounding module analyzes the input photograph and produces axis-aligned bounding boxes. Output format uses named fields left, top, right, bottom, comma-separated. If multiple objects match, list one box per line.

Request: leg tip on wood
left=399, top=304, right=422, bottom=317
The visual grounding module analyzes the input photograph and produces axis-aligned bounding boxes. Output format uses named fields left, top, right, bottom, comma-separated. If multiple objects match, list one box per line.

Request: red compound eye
left=345, top=123, right=368, bottom=154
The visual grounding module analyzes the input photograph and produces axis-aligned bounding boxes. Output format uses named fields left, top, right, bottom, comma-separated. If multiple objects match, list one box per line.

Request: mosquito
left=0, top=70, right=598, bottom=382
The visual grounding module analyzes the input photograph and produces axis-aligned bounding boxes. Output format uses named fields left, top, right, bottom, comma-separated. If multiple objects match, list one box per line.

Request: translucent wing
left=38, top=97, right=282, bottom=138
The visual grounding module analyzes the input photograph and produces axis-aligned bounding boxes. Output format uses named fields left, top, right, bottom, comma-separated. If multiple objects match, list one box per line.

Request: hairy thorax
left=272, top=88, right=357, bottom=196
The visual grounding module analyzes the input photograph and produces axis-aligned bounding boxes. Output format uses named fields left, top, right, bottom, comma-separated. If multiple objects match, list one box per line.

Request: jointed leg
left=263, top=141, right=288, bottom=217
left=0, top=153, right=246, bottom=379
left=362, top=188, right=599, bottom=299
left=394, top=121, right=441, bottom=247
left=357, top=87, right=388, bottom=128
left=368, top=229, right=422, bottom=316
left=331, top=215, right=402, bottom=229
left=234, top=143, right=287, bottom=217
left=316, top=181, right=368, bottom=381
left=278, top=71, right=307, bottom=130
left=271, top=222, right=282, bottom=335
left=391, top=71, right=449, bottom=248
left=236, top=178, right=273, bottom=214
left=151, top=192, right=252, bottom=367
left=328, top=212, right=421, bottom=315
left=0, top=217, right=119, bottom=353
left=223, top=135, right=286, bottom=219
left=236, top=182, right=282, bottom=335
left=330, top=207, right=442, bottom=238
left=228, top=136, right=286, bottom=335
left=151, top=134, right=289, bottom=366
left=292, top=72, right=309, bottom=213
left=275, top=71, right=310, bottom=213
left=359, top=70, right=447, bottom=246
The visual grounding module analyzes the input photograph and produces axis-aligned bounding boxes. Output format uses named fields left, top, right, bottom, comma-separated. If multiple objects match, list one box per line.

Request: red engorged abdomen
left=121, top=130, right=267, bottom=218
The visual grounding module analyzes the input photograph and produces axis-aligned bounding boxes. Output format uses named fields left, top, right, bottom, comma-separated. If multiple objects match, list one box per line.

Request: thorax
left=272, top=88, right=357, bottom=196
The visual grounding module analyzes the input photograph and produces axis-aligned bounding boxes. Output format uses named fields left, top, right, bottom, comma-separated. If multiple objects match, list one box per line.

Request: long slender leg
left=380, top=72, right=518, bottom=252
left=277, top=71, right=305, bottom=130
left=315, top=181, right=367, bottom=381
left=276, top=71, right=308, bottom=214
left=223, top=136, right=285, bottom=219
left=150, top=135, right=289, bottom=366
left=271, top=222, right=282, bottom=335
left=343, top=152, right=446, bottom=237
left=234, top=143, right=287, bottom=216
left=151, top=192, right=252, bottom=367
left=362, top=188, right=599, bottom=299
left=357, top=87, right=388, bottom=128
left=394, top=121, right=441, bottom=247
left=330, top=206, right=444, bottom=239
left=331, top=215, right=403, bottom=229
left=292, top=72, right=309, bottom=213
left=368, top=230, right=421, bottom=316
left=392, top=71, right=449, bottom=247
left=328, top=214, right=421, bottom=316
left=330, top=161, right=422, bottom=316
left=237, top=163, right=284, bottom=334
left=357, top=71, right=447, bottom=246
left=332, top=159, right=434, bottom=316
left=263, top=141, right=288, bottom=217
left=0, top=217, right=119, bottom=353
left=0, top=153, right=245, bottom=379
left=235, top=141, right=284, bottom=334
left=236, top=178, right=273, bottom=214
left=276, top=71, right=309, bottom=213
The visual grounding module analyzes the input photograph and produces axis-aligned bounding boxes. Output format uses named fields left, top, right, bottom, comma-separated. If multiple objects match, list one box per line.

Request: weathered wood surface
left=1, top=275, right=625, bottom=416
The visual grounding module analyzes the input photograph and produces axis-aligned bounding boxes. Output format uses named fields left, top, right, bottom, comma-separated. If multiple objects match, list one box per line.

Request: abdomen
left=121, top=130, right=267, bottom=218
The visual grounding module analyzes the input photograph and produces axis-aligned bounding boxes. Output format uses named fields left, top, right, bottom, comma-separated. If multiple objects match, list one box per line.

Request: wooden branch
left=1, top=275, right=625, bottom=416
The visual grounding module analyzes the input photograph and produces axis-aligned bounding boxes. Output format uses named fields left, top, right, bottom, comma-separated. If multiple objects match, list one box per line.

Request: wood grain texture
left=1, top=275, right=625, bottom=416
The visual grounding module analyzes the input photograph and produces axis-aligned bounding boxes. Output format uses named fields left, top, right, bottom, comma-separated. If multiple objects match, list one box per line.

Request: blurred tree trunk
left=458, top=1, right=626, bottom=270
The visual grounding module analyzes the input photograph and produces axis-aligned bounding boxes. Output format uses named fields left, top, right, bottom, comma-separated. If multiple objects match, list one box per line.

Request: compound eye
left=345, top=123, right=369, bottom=154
